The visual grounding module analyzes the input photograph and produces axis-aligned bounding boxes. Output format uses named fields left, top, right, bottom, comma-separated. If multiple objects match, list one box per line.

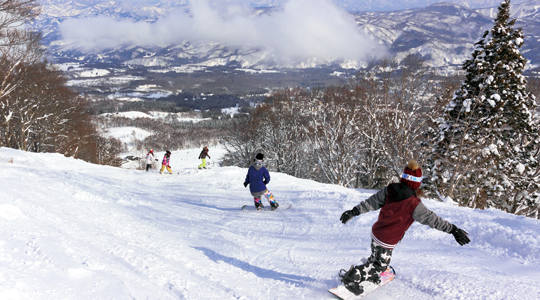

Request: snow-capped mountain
left=338, top=0, right=532, bottom=11
left=353, top=1, right=540, bottom=69
left=38, top=0, right=535, bottom=12
left=35, top=0, right=540, bottom=71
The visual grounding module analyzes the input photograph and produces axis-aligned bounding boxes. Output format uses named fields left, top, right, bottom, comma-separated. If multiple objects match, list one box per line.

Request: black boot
left=254, top=201, right=264, bottom=210
left=270, top=202, right=279, bottom=210
left=339, top=265, right=364, bottom=296
left=366, top=271, right=381, bottom=285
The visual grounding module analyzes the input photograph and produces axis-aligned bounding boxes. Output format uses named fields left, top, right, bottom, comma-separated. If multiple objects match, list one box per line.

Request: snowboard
left=328, top=266, right=395, bottom=300
left=241, top=204, right=292, bottom=211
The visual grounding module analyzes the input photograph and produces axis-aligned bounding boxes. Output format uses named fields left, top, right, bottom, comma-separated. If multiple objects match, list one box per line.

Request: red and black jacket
left=354, top=183, right=453, bottom=249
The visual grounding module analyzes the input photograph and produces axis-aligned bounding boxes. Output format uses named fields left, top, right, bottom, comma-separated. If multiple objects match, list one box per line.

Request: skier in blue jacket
left=244, top=153, right=279, bottom=210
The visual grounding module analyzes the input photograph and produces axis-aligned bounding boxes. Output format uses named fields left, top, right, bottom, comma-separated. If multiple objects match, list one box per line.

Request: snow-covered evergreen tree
left=427, top=0, right=540, bottom=218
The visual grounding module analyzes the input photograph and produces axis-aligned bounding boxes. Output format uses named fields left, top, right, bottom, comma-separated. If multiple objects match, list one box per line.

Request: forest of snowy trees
left=222, top=56, right=451, bottom=188
left=0, top=0, right=122, bottom=166
left=426, top=0, right=540, bottom=218
left=223, top=0, right=540, bottom=219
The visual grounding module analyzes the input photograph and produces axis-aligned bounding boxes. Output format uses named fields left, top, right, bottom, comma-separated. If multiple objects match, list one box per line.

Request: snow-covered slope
left=1, top=147, right=539, bottom=299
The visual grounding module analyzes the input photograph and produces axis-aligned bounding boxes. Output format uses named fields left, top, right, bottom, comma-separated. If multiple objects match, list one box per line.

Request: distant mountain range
left=353, top=1, right=540, bottom=70
left=339, top=0, right=532, bottom=11
left=35, top=0, right=540, bottom=72
left=38, top=0, right=534, bottom=13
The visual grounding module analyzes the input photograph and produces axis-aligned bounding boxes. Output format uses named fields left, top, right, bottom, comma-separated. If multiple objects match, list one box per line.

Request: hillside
left=0, top=147, right=539, bottom=299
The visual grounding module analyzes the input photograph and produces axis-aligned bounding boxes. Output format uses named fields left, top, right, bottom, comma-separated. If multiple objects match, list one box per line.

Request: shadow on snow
left=193, top=246, right=317, bottom=287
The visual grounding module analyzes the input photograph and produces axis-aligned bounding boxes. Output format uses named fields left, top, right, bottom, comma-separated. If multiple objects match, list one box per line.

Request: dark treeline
left=163, top=93, right=254, bottom=111
left=91, top=99, right=192, bottom=115
left=90, top=96, right=255, bottom=116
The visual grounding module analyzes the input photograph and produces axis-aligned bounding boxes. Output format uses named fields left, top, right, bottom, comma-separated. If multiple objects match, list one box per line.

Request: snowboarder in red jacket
left=338, top=160, right=471, bottom=296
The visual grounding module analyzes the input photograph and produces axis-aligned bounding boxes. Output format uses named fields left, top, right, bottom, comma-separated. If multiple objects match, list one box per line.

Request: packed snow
left=1, top=146, right=539, bottom=300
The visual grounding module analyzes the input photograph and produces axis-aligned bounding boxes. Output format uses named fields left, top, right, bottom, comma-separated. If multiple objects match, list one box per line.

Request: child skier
left=243, top=153, right=279, bottom=210
left=145, top=149, right=154, bottom=172
left=160, top=150, right=173, bottom=174
left=198, top=146, right=211, bottom=169
left=338, top=160, right=470, bottom=296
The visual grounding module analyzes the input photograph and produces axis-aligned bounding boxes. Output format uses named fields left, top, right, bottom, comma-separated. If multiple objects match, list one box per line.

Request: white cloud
left=59, top=0, right=386, bottom=62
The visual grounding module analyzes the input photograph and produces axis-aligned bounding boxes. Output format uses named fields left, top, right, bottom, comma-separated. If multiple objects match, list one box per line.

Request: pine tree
left=427, top=0, right=540, bottom=218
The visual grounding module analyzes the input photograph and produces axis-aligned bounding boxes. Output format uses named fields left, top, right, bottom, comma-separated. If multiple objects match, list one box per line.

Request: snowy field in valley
left=1, top=147, right=539, bottom=300
left=102, top=127, right=154, bottom=145
left=99, top=111, right=211, bottom=122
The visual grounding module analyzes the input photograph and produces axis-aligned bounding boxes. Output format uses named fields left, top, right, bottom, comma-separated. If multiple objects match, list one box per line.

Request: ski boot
left=339, top=265, right=364, bottom=296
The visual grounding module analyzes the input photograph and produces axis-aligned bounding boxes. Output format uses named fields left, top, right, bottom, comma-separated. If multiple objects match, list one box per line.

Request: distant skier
left=198, top=146, right=211, bottom=169
left=243, top=153, right=279, bottom=210
left=160, top=150, right=173, bottom=174
left=145, top=149, right=154, bottom=172
left=338, top=160, right=470, bottom=296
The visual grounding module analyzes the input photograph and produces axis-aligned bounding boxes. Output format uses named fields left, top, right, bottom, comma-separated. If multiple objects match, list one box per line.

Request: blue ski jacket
left=245, top=161, right=270, bottom=195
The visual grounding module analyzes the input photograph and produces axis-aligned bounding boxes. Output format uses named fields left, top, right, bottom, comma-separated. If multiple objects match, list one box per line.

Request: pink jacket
left=162, top=155, right=170, bottom=166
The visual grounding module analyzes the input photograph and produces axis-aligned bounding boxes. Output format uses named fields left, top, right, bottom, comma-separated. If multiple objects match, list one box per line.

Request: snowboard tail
left=328, top=266, right=395, bottom=300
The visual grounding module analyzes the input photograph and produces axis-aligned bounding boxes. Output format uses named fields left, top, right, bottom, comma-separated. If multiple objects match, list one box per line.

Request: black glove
left=340, top=206, right=361, bottom=224
left=450, top=224, right=471, bottom=246
left=243, top=182, right=248, bottom=188
left=263, top=180, right=268, bottom=185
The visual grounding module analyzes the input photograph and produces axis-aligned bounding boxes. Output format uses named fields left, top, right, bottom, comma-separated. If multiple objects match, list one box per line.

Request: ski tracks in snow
left=2, top=148, right=540, bottom=299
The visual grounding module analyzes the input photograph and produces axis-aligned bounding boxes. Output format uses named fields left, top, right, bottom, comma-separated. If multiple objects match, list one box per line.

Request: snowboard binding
left=339, top=265, right=364, bottom=296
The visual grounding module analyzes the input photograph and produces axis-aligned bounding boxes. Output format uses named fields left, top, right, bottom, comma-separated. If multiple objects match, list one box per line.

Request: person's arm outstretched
left=340, top=186, right=388, bottom=224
